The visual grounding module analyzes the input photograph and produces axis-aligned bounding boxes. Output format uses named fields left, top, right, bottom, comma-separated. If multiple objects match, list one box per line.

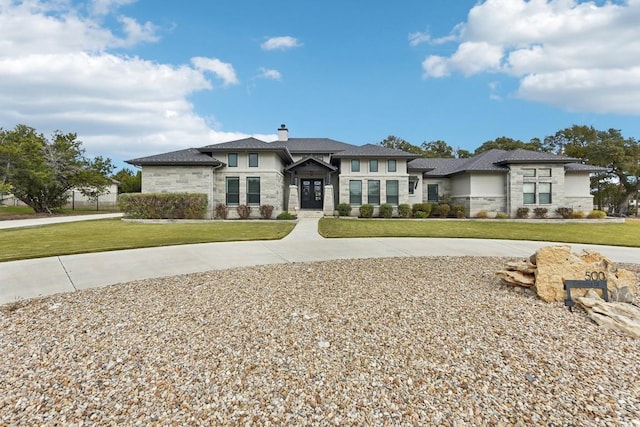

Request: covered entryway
left=300, top=178, right=323, bottom=209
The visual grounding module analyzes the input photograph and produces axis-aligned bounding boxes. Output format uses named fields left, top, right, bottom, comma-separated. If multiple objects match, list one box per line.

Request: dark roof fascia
left=495, top=159, right=575, bottom=165
left=200, top=146, right=293, bottom=163
left=126, top=160, right=223, bottom=166
left=284, top=156, right=337, bottom=172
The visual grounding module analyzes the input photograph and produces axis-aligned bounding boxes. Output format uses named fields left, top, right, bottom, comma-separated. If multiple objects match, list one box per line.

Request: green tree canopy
left=113, top=168, right=142, bottom=193
left=474, top=136, right=542, bottom=155
left=421, top=140, right=455, bottom=158
left=0, top=125, right=114, bottom=213
left=378, top=135, right=424, bottom=155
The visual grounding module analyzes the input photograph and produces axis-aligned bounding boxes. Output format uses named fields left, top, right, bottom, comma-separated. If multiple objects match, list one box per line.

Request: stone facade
left=142, top=166, right=215, bottom=216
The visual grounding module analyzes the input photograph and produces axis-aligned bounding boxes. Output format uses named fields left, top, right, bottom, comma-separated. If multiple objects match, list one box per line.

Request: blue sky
left=1, top=0, right=640, bottom=169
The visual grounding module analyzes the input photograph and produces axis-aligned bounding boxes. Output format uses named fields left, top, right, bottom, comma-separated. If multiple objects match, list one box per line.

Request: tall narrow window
left=388, top=159, right=397, bottom=173
left=523, top=183, right=536, bottom=204
left=386, top=180, right=399, bottom=205
left=409, top=177, right=418, bottom=195
left=368, top=180, right=380, bottom=205
left=427, top=184, right=439, bottom=202
left=539, top=183, right=552, bottom=204
left=351, top=159, right=360, bottom=172
left=247, top=177, right=260, bottom=205
left=369, top=159, right=378, bottom=173
left=349, top=180, right=362, bottom=205
left=226, top=177, right=240, bottom=205
left=228, top=153, right=238, bottom=167
left=249, top=153, right=259, bottom=167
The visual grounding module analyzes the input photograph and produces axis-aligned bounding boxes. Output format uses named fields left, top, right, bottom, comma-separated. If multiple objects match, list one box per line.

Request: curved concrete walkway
left=2, top=216, right=640, bottom=305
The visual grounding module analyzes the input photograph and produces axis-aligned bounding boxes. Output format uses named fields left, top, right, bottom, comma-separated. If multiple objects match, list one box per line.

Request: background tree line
left=379, top=125, right=640, bottom=215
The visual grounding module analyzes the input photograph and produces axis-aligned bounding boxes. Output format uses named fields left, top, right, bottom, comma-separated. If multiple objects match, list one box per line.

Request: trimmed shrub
left=118, top=193, right=207, bottom=219
left=337, top=203, right=352, bottom=217
left=587, top=210, right=607, bottom=219
left=236, top=204, right=251, bottom=219
left=555, top=207, right=573, bottom=219
left=533, top=207, right=548, bottom=219
left=453, top=205, right=466, bottom=218
left=571, top=210, right=585, bottom=219
left=412, top=203, right=432, bottom=217
left=438, top=203, right=451, bottom=218
left=495, top=212, right=509, bottom=219
left=276, top=211, right=294, bottom=220
left=475, top=210, right=489, bottom=219
left=414, top=211, right=428, bottom=218
left=259, top=204, right=274, bottom=219
left=516, top=207, right=530, bottom=219
left=215, top=203, right=228, bottom=219
left=398, top=204, right=411, bottom=218
left=379, top=203, right=393, bottom=218
left=359, top=204, right=374, bottom=218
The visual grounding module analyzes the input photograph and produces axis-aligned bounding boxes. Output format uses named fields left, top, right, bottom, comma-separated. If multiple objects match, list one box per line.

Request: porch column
left=287, top=184, right=299, bottom=214
left=323, top=185, right=335, bottom=216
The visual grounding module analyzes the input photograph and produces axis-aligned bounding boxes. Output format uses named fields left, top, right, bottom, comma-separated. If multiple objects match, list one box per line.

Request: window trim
left=523, top=182, right=536, bottom=204
left=349, top=180, right=362, bottom=205
left=369, top=159, right=378, bottom=173
left=225, top=176, right=240, bottom=205
left=248, top=153, right=259, bottom=168
left=538, top=182, right=552, bottom=204
left=387, top=159, right=397, bottom=173
left=386, top=180, right=399, bottom=205
left=367, top=179, right=380, bottom=205
left=246, top=176, right=260, bottom=205
left=427, top=184, right=439, bottom=203
left=523, top=168, right=536, bottom=177
left=538, top=168, right=552, bottom=177
left=351, top=159, right=360, bottom=173
left=228, top=153, right=238, bottom=167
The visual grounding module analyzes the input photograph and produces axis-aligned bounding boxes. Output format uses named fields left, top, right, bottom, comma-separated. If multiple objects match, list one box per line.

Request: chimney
left=278, top=124, right=288, bottom=141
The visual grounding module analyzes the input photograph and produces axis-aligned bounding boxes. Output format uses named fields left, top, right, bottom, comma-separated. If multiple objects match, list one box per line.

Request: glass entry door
left=300, top=179, right=323, bottom=209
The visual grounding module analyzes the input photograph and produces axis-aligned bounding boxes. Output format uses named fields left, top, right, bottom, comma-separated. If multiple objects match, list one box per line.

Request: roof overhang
left=285, top=156, right=337, bottom=173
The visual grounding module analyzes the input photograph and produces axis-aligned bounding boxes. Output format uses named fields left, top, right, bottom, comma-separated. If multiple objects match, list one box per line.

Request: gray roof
left=564, top=163, right=608, bottom=173
left=126, top=148, right=223, bottom=166
left=408, top=149, right=594, bottom=177
left=271, top=138, right=355, bottom=154
left=332, top=143, right=419, bottom=159
left=199, top=137, right=293, bottom=162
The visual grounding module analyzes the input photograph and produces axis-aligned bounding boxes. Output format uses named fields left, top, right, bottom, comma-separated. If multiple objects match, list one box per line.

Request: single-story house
left=127, top=124, right=603, bottom=218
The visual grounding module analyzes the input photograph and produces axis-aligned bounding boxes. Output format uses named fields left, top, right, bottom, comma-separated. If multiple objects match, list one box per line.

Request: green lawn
left=0, top=205, right=117, bottom=220
left=0, top=219, right=295, bottom=262
left=319, top=218, right=640, bottom=247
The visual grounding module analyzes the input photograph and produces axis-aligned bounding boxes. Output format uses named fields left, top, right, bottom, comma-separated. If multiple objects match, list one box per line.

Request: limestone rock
left=496, top=269, right=535, bottom=287
left=575, top=296, right=640, bottom=338
left=533, top=245, right=637, bottom=303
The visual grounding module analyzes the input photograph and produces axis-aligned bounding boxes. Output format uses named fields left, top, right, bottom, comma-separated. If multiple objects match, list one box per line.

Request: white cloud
left=192, top=57, right=239, bottom=86
left=0, top=0, right=262, bottom=163
left=257, top=67, right=282, bottom=80
left=409, top=31, right=431, bottom=46
left=261, top=36, right=302, bottom=51
left=421, top=0, right=640, bottom=115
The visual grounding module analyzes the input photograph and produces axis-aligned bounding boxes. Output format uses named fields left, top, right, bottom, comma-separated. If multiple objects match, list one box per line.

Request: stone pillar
left=287, top=185, right=299, bottom=213
left=323, top=185, right=335, bottom=216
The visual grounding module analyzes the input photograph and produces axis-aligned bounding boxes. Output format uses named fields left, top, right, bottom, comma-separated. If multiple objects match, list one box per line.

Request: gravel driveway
left=1, top=256, right=639, bottom=426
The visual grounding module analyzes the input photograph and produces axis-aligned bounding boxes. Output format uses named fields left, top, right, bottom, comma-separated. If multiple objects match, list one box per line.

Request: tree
left=421, top=140, right=454, bottom=158
left=379, top=135, right=424, bottom=155
left=545, top=125, right=640, bottom=214
left=0, top=125, right=114, bottom=213
left=113, top=168, right=142, bottom=193
left=474, top=136, right=541, bottom=155
left=455, top=148, right=472, bottom=158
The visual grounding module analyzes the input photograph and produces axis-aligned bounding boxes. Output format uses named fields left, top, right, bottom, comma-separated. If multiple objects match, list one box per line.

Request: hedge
left=119, top=193, right=208, bottom=219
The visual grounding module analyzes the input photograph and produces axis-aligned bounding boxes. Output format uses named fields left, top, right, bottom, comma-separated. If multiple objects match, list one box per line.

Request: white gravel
left=1, top=256, right=639, bottom=426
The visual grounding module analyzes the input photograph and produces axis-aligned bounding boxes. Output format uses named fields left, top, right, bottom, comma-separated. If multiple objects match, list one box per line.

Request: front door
left=300, top=179, right=323, bottom=209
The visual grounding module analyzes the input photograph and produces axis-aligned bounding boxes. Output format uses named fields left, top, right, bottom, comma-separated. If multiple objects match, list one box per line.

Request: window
left=427, top=184, right=439, bottom=202
left=247, top=177, right=260, bottom=205
left=349, top=180, right=362, bottom=205
left=539, top=182, right=552, bottom=204
left=249, top=153, right=259, bottom=167
left=226, top=177, right=240, bottom=205
left=538, top=168, right=551, bottom=177
left=368, top=180, right=380, bottom=205
left=409, top=176, right=418, bottom=195
left=386, top=180, right=399, bottom=205
left=228, top=153, right=238, bottom=167
left=351, top=159, right=360, bottom=172
left=388, top=159, right=397, bottom=173
left=523, top=182, right=536, bottom=204
left=369, top=159, right=378, bottom=173
left=523, top=168, right=536, bottom=177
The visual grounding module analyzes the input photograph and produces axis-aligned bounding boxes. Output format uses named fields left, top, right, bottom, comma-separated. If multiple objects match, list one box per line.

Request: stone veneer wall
left=213, top=171, right=285, bottom=219
left=141, top=166, right=215, bottom=217
left=508, top=164, right=566, bottom=218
